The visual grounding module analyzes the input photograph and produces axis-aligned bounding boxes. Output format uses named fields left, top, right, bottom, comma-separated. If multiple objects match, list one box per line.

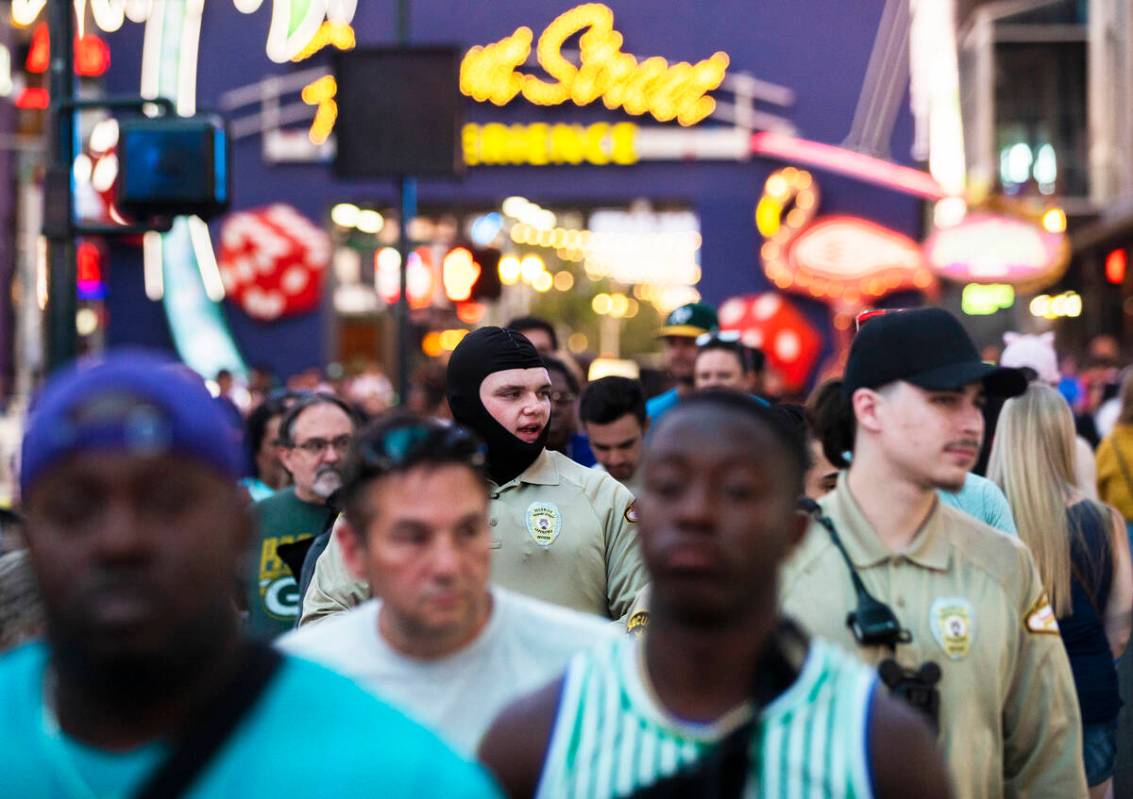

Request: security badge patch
left=930, top=597, right=974, bottom=660
left=624, top=501, right=638, bottom=524
left=1025, top=592, right=1060, bottom=635
left=526, top=501, right=562, bottom=547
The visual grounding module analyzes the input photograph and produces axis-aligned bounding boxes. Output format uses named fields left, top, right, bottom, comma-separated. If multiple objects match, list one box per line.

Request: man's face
left=857, top=381, right=985, bottom=492
left=24, top=453, right=250, bottom=686
left=344, top=464, right=491, bottom=645
left=662, top=336, right=699, bottom=384
left=546, top=369, right=578, bottom=452
left=479, top=368, right=552, bottom=444
left=256, top=414, right=287, bottom=488
left=279, top=403, right=354, bottom=502
left=804, top=438, right=839, bottom=499
left=584, top=413, right=646, bottom=482
left=694, top=349, right=748, bottom=392
left=639, top=409, right=807, bottom=625
left=517, top=327, right=554, bottom=355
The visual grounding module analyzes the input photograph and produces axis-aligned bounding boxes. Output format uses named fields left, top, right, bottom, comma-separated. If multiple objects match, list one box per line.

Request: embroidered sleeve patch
left=1025, top=593, right=1060, bottom=635
left=624, top=501, right=638, bottom=524
left=626, top=610, right=648, bottom=636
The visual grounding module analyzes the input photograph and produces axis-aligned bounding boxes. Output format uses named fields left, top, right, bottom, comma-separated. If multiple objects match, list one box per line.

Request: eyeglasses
left=696, top=330, right=742, bottom=347
left=854, top=308, right=911, bottom=333
left=356, top=422, right=486, bottom=474
left=292, top=435, right=352, bottom=456
left=550, top=391, right=577, bottom=405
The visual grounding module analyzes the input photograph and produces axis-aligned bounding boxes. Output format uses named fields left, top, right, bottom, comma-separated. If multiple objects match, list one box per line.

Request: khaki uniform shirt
left=780, top=475, right=1087, bottom=799
left=300, top=449, right=646, bottom=625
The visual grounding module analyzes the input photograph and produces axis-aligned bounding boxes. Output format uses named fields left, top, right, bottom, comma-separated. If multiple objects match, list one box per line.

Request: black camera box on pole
left=333, top=47, right=464, bottom=178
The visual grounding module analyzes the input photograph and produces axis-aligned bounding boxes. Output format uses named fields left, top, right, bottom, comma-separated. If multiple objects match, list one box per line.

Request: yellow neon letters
left=462, top=121, right=637, bottom=166
left=460, top=3, right=729, bottom=126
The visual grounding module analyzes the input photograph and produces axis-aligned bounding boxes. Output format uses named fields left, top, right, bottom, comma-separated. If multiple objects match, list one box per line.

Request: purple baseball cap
left=20, top=349, right=241, bottom=497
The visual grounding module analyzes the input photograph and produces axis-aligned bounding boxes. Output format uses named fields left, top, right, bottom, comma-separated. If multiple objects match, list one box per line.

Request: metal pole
left=396, top=175, right=416, bottom=405
left=395, top=0, right=415, bottom=405
left=44, top=0, right=76, bottom=372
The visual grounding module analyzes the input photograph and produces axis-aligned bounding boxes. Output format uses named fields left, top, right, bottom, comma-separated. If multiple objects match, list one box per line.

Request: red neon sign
left=1106, top=249, right=1127, bottom=285
left=25, top=22, right=111, bottom=78
left=15, top=87, right=49, bottom=109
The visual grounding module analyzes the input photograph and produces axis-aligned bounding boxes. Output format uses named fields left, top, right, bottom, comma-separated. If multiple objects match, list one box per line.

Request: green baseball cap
left=657, top=302, right=718, bottom=338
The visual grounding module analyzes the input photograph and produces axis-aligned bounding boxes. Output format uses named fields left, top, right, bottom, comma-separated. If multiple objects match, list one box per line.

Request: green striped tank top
left=535, top=634, right=877, bottom=799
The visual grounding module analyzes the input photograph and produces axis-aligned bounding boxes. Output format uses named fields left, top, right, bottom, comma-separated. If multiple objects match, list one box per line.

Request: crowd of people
left=1, top=300, right=1132, bottom=798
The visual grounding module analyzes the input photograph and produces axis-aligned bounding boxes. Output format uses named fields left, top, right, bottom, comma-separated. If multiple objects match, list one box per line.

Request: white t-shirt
left=277, top=586, right=618, bottom=753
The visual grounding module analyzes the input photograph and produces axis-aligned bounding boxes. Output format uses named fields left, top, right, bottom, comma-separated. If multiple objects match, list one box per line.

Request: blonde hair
left=987, top=384, right=1077, bottom=616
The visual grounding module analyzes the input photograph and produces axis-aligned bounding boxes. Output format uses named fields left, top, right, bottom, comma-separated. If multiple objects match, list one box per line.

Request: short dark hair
left=697, top=339, right=752, bottom=374
left=277, top=393, right=356, bottom=446
left=245, top=396, right=288, bottom=477
left=507, top=316, right=558, bottom=351
left=542, top=355, right=579, bottom=395
left=659, top=391, right=808, bottom=496
left=579, top=377, right=646, bottom=426
left=338, top=415, right=488, bottom=536
left=805, top=379, right=853, bottom=469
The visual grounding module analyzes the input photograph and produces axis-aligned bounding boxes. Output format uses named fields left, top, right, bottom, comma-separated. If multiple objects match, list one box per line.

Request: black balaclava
left=447, top=327, right=549, bottom=485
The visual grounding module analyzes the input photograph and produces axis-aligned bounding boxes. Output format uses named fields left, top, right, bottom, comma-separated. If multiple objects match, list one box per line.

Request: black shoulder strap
left=132, top=643, right=283, bottom=799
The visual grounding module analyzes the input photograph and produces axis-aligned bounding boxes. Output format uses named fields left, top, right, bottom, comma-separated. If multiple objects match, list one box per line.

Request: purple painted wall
left=102, top=0, right=923, bottom=378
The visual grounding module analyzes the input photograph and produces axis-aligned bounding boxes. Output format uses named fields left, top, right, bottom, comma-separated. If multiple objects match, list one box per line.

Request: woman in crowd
left=989, top=384, right=1133, bottom=799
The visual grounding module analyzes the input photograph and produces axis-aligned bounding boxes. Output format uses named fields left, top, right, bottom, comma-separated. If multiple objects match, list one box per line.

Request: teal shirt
left=0, top=642, right=500, bottom=798
left=938, top=472, right=1018, bottom=535
left=646, top=387, right=681, bottom=424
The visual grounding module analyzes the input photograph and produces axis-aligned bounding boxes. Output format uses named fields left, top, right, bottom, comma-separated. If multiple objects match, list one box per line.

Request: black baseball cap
left=844, top=307, right=1027, bottom=398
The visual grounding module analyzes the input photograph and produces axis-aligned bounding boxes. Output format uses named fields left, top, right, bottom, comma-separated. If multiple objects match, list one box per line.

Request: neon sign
left=961, top=283, right=1015, bottom=316
left=463, top=121, right=637, bottom=166
left=460, top=3, right=730, bottom=127
left=1030, top=291, right=1082, bottom=320
left=924, top=213, right=1068, bottom=291
left=757, top=168, right=935, bottom=307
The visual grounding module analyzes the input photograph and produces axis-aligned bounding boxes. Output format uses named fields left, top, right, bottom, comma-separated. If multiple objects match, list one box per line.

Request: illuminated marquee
left=463, top=121, right=637, bottom=166
left=924, top=213, right=1068, bottom=291
left=460, top=3, right=729, bottom=127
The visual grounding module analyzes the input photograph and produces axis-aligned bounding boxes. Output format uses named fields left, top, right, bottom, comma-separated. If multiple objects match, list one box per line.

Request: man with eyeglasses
left=302, top=327, right=646, bottom=624
left=248, top=394, right=355, bottom=638
left=279, top=416, right=615, bottom=754
left=542, top=355, right=596, bottom=467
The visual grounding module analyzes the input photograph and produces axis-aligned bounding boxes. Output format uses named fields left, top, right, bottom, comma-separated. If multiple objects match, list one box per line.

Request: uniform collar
left=491, top=448, right=561, bottom=490
left=823, top=472, right=951, bottom=572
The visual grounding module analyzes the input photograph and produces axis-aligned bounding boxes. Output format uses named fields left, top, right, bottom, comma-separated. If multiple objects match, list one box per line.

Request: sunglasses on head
left=696, top=330, right=742, bottom=347
left=356, top=422, right=487, bottom=475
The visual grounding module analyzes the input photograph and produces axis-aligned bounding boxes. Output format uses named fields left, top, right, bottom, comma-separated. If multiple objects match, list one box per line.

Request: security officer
left=780, top=308, right=1087, bottom=799
left=646, top=302, right=718, bottom=424
left=301, top=327, right=645, bottom=624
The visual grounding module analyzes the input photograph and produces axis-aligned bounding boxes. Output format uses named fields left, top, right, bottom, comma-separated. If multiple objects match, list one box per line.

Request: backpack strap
left=131, top=643, right=283, bottom=799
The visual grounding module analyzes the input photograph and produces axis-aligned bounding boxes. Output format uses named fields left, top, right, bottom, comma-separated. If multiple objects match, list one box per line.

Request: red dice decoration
left=218, top=204, right=331, bottom=320
left=718, top=293, right=822, bottom=393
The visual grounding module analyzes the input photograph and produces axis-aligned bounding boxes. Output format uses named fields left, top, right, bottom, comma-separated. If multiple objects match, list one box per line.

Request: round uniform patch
left=624, top=501, right=638, bottom=524
left=526, top=501, right=562, bottom=547
left=930, top=597, right=974, bottom=660
left=626, top=610, right=649, bottom=636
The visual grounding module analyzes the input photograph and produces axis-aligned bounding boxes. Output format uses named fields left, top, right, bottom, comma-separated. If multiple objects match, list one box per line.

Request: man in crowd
left=248, top=394, right=354, bottom=638
left=479, top=392, right=949, bottom=798
left=505, top=315, right=557, bottom=356
left=543, top=354, right=595, bottom=466
left=781, top=307, right=1087, bottom=797
left=280, top=416, right=615, bottom=754
left=1, top=351, right=497, bottom=797
left=646, top=302, right=717, bottom=423
left=302, top=327, right=646, bottom=624
left=579, top=376, right=648, bottom=496
left=694, top=332, right=755, bottom=394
